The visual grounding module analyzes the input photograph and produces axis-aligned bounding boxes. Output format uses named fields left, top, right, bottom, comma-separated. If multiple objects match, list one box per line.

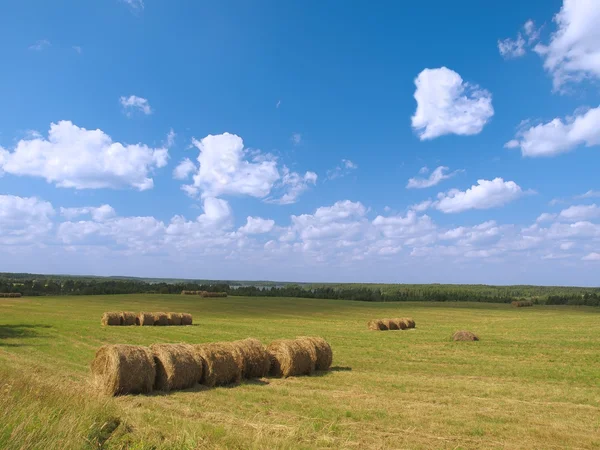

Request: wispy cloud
left=121, top=0, right=144, bottom=11
left=120, top=95, right=152, bottom=116
left=406, top=166, right=461, bottom=189
left=29, top=40, right=51, bottom=51
left=327, top=159, right=358, bottom=180
left=291, top=133, right=302, bottom=145
left=276, top=100, right=281, bottom=108
left=72, top=46, right=82, bottom=54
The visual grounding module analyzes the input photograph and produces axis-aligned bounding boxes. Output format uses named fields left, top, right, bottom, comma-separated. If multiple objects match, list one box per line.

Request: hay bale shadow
left=330, top=366, right=352, bottom=372
left=0, top=324, right=52, bottom=347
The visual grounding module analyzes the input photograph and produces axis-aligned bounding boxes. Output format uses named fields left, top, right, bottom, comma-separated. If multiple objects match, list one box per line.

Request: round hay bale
left=120, top=312, right=137, bottom=326
left=367, top=319, right=388, bottom=331
left=384, top=319, right=399, bottom=330
left=296, top=337, right=332, bottom=371
left=181, top=313, right=193, bottom=326
left=391, top=318, right=407, bottom=330
left=193, top=343, right=241, bottom=387
left=402, top=318, right=416, bottom=329
left=151, top=344, right=203, bottom=392
left=136, top=312, right=154, bottom=326
left=153, top=312, right=169, bottom=326
left=230, top=339, right=271, bottom=379
left=90, top=344, right=155, bottom=396
left=167, top=312, right=183, bottom=326
left=452, top=330, right=479, bottom=342
left=101, top=312, right=121, bottom=326
left=267, top=339, right=315, bottom=378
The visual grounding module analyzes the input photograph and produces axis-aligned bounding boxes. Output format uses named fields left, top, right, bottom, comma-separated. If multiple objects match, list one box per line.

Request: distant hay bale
left=153, top=312, right=169, bottom=326
left=167, top=312, right=183, bottom=326
left=391, top=318, right=407, bottom=330
left=151, top=344, right=203, bottom=392
left=90, top=344, right=155, bottom=396
left=230, top=339, right=271, bottom=379
left=120, top=312, right=137, bottom=326
left=512, top=300, right=533, bottom=308
left=367, top=319, right=388, bottom=331
left=384, top=319, right=399, bottom=330
left=101, top=312, right=121, bottom=326
left=181, top=313, right=193, bottom=326
left=296, top=337, right=332, bottom=371
left=136, top=312, right=154, bottom=326
left=194, top=343, right=241, bottom=387
left=267, top=339, right=315, bottom=378
left=453, top=330, right=479, bottom=342
left=402, top=318, right=416, bottom=329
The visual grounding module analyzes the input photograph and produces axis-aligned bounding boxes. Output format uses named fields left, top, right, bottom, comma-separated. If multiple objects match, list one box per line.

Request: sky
left=1, top=0, right=600, bottom=285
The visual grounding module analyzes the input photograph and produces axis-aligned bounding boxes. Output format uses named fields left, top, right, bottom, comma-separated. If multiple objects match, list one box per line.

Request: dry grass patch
left=90, top=344, right=155, bottom=396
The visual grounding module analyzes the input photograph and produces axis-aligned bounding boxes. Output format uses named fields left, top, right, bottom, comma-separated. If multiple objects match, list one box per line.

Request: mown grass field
left=1, top=295, right=599, bottom=449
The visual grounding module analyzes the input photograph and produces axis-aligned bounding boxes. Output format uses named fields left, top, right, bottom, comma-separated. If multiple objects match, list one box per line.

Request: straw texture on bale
left=230, top=339, right=271, bottom=379
left=181, top=313, right=193, bottom=326
left=296, top=337, right=332, bottom=371
left=167, top=312, right=183, bottom=326
left=153, top=312, right=169, bottom=326
left=101, top=312, right=121, bottom=326
left=120, top=311, right=137, bottom=326
left=453, top=330, right=479, bottom=341
left=91, top=344, right=156, bottom=396
left=151, top=344, right=202, bottom=392
left=136, top=312, right=154, bottom=326
left=194, top=343, right=241, bottom=387
left=268, top=339, right=315, bottom=378
left=367, top=319, right=388, bottom=331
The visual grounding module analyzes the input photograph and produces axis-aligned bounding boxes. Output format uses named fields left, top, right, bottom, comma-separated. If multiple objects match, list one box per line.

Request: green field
left=1, top=295, right=599, bottom=449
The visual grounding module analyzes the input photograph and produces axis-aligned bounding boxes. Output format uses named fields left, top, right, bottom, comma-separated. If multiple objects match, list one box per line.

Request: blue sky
left=1, top=0, right=599, bottom=285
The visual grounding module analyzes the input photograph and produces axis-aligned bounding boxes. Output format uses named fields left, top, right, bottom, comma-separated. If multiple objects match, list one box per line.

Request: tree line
left=0, top=273, right=598, bottom=306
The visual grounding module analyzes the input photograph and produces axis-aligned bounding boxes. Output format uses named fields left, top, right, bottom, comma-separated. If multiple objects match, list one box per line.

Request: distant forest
left=0, top=272, right=599, bottom=306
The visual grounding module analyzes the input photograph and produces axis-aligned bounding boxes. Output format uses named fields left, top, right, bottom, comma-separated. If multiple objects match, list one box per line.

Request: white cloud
left=183, top=133, right=279, bottom=199
left=534, top=0, right=600, bottom=89
left=508, top=106, right=600, bottom=157
left=72, top=46, right=82, bottom=54
left=0, top=121, right=168, bottom=190
left=120, top=95, right=152, bottom=115
left=268, top=168, right=318, bottom=205
left=435, top=178, right=524, bottom=213
left=582, top=252, right=600, bottom=261
left=577, top=190, right=600, bottom=199
left=276, top=100, right=281, bottom=108
left=406, top=166, right=459, bottom=189
left=537, top=213, right=557, bottom=223
left=291, top=133, right=302, bottom=145
left=166, top=129, right=176, bottom=147
left=29, top=40, right=51, bottom=51
left=181, top=133, right=316, bottom=204
left=0, top=195, right=54, bottom=245
left=173, top=158, right=196, bottom=180
left=498, top=19, right=540, bottom=59
left=121, top=0, right=144, bottom=10
left=239, top=217, right=275, bottom=234
left=60, top=205, right=116, bottom=222
left=411, top=67, right=494, bottom=140
left=559, top=204, right=600, bottom=221
left=498, top=35, right=526, bottom=59
left=197, top=197, right=232, bottom=227
left=327, top=159, right=358, bottom=180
